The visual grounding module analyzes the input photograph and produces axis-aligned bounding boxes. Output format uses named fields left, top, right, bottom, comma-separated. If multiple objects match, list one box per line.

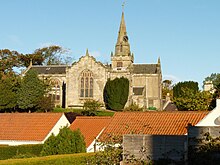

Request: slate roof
left=132, top=64, right=158, bottom=74
left=99, top=111, right=208, bottom=140
left=31, top=65, right=67, bottom=74
left=0, top=113, right=64, bottom=141
left=70, top=116, right=111, bottom=147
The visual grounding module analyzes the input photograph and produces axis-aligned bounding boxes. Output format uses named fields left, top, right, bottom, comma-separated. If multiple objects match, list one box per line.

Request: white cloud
left=38, top=42, right=56, bottom=48
left=89, top=51, right=101, bottom=58
left=163, top=74, right=181, bottom=85
left=8, top=35, right=23, bottom=46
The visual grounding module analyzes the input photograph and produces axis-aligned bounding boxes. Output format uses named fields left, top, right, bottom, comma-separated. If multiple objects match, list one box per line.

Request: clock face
left=123, top=35, right=128, bottom=42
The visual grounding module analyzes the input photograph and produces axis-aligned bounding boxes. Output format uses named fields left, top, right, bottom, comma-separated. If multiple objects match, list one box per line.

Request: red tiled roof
left=100, top=111, right=209, bottom=139
left=0, top=113, right=64, bottom=141
left=70, top=116, right=111, bottom=147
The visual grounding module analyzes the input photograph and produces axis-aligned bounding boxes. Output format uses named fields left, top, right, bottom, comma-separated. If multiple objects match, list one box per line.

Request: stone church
left=27, top=12, right=162, bottom=110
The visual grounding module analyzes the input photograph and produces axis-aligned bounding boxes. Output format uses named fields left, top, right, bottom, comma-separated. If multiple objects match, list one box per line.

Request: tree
left=162, top=79, right=173, bottom=99
left=203, top=73, right=220, bottom=89
left=0, top=76, right=20, bottom=112
left=173, top=88, right=212, bottom=111
left=173, top=81, right=199, bottom=98
left=0, top=49, right=21, bottom=75
left=19, top=45, right=72, bottom=67
left=17, top=70, right=47, bottom=112
left=103, top=77, right=129, bottom=111
left=208, top=83, right=220, bottom=110
left=40, top=127, right=86, bottom=156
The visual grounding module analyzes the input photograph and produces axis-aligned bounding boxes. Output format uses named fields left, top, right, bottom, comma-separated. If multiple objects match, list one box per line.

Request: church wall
left=146, top=75, right=161, bottom=110
left=66, top=56, right=108, bottom=108
left=38, top=74, right=66, bottom=107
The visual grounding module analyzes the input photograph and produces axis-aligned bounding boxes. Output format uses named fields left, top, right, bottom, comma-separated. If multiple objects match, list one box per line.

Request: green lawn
left=0, top=153, right=94, bottom=165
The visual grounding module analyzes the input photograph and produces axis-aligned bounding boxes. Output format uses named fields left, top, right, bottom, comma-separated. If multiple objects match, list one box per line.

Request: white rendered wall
left=196, top=99, right=220, bottom=126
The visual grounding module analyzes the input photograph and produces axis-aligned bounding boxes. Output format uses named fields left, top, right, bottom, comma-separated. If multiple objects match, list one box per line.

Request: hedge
left=0, top=152, right=95, bottom=165
left=0, top=144, right=43, bottom=160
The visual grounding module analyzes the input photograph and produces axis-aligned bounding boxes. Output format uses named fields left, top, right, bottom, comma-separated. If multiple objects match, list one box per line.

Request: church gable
left=66, top=50, right=108, bottom=107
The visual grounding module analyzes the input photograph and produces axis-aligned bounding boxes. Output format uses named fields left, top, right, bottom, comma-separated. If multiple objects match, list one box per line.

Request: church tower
left=111, top=12, right=134, bottom=71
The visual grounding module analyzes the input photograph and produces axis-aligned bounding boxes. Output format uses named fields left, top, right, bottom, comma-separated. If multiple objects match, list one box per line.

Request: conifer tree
left=17, top=70, right=46, bottom=112
left=103, top=77, right=129, bottom=110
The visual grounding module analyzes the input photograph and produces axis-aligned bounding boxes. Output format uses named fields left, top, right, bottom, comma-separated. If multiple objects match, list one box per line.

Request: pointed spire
left=114, top=11, right=131, bottom=56
left=158, top=57, right=161, bottom=64
left=86, top=48, right=89, bottom=56
left=117, top=12, right=127, bottom=44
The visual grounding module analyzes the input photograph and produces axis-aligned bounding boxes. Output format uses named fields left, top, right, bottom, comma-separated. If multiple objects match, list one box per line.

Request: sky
left=0, top=0, right=220, bottom=88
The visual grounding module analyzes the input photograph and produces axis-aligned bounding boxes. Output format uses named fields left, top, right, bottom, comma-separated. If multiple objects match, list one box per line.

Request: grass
left=0, top=153, right=95, bottom=165
left=53, top=107, right=115, bottom=116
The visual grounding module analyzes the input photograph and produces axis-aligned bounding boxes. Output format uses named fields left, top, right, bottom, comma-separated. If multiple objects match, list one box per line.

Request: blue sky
left=1, top=0, right=220, bottom=88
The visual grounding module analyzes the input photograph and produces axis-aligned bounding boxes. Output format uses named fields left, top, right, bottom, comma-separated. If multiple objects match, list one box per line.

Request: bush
left=40, top=127, right=86, bottom=156
left=123, top=103, right=143, bottom=111
left=82, top=100, right=101, bottom=116
left=0, top=144, right=43, bottom=160
left=103, top=77, right=129, bottom=111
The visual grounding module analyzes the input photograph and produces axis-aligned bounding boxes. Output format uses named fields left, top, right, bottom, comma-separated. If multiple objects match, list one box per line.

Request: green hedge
left=0, top=144, right=43, bottom=160
left=0, top=153, right=95, bottom=165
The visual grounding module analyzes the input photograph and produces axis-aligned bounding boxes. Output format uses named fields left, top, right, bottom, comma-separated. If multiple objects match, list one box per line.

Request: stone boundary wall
left=123, top=134, right=187, bottom=162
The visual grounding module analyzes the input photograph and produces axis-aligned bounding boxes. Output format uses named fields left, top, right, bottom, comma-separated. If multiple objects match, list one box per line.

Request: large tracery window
left=80, top=70, right=93, bottom=98
left=49, top=79, right=61, bottom=103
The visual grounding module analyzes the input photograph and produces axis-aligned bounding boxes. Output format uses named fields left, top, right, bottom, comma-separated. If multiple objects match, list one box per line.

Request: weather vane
left=122, top=0, right=126, bottom=12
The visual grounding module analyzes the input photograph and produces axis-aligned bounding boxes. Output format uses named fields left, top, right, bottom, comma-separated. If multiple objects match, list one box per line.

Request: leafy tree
left=41, top=127, right=86, bottom=156
left=19, top=45, right=72, bottom=67
left=19, top=53, right=44, bottom=67
left=0, top=76, right=20, bottom=112
left=103, top=77, right=129, bottom=111
left=0, top=49, right=21, bottom=75
left=203, top=73, right=220, bottom=89
left=173, top=81, right=199, bottom=98
left=162, top=79, right=173, bottom=99
left=173, top=88, right=212, bottom=111
left=208, top=83, right=220, bottom=110
left=17, top=70, right=47, bottom=112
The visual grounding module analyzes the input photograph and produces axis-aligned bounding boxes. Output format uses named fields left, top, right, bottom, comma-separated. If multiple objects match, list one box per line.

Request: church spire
left=117, top=12, right=127, bottom=44
left=114, top=11, right=131, bottom=56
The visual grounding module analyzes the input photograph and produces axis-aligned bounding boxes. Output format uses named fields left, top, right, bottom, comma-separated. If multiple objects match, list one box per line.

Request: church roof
left=31, top=65, right=67, bottom=74
left=132, top=64, right=159, bottom=74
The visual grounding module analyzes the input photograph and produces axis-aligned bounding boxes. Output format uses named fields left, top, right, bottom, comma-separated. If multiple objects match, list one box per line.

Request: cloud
left=8, top=35, right=23, bottom=46
left=163, top=74, right=181, bottom=85
left=38, top=42, right=56, bottom=48
left=89, top=51, right=101, bottom=58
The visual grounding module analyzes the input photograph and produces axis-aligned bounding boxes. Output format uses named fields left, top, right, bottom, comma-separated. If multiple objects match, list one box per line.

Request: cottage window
left=80, top=70, right=93, bottom=98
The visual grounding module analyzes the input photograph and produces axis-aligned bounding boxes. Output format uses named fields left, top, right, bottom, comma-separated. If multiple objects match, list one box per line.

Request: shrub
left=103, top=77, right=129, bottom=111
left=41, top=126, right=86, bottom=156
left=82, top=100, right=101, bottom=116
left=123, top=103, right=143, bottom=111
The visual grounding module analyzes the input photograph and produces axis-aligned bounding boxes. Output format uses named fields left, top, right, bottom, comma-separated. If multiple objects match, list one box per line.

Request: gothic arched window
left=80, top=70, right=93, bottom=98
left=50, top=79, right=61, bottom=103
